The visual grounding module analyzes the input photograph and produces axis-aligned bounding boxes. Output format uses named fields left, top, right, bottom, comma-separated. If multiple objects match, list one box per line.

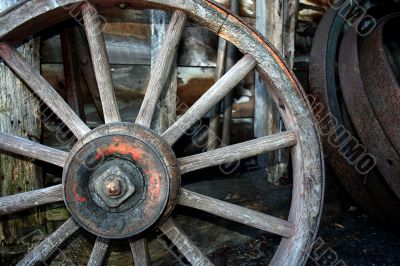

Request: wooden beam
left=162, top=55, right=256, bottom=145
left=179, top=189, right=294, bottom=237
left=221, top=0, right=240, bottom=147
left=179, top=131, right=297, bottom=174
left=207, top=38, right=227, bottom=151
left=82, top=3, right=120, bottom=124
left=0, top=185, right=63, bottom=216
left=60, top=23, right=86, bottom=120
left=130, top=238, right=151, bottom=266
left=254, top=0, right=292, bottom=183
left=0, top=0, right=45, bottom=247
left=136, top=10, right=187, bottom=130
left=159, top=218, right=214, bottom=266
left=16, top=218, right=79, bottom=266
left=0, top=132, right=68, bottom=167
left=0, top=43, right=90, bottom=139
left=87, top=237, right=110, bottom=266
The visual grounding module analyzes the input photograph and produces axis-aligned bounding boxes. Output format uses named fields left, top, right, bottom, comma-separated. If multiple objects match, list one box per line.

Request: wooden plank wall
left=41, top=0, right=327, bottom=124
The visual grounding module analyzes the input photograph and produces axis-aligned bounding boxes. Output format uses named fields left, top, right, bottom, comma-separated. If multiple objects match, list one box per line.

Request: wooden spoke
left=0, top=132, right=68, bottom=167
left=82, top=3, right=120, bottom=124
left=0, top=43, right=90, bottom=139
left=17, top=218, right=80, bottom=266
left=179, top=131, right=297, bottom=174
left=162, top=54, right=257, bottom=145
left=179, top=189, right=294, bottom=238
left=0, top=185, right=62, bottom=216
left=129, top=238, right=151, bottom=266
left=159, top=218, right=214, bottom=266
left=87, top=237, right=110, bottom=266
left=136, top=10, right=187, bottom=127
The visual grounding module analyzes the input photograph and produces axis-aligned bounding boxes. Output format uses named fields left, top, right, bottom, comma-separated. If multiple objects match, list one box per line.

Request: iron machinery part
left=338, top=26, right=400, bottom=220
left=339, top=17, right=400, bottom=200
left=309, top=0, right=400, bottom=223
left=63, top=123, right=180, bottom=239
left=359, top=16, right=400, bottom=155
left=0, top=0, right=324, bottom=265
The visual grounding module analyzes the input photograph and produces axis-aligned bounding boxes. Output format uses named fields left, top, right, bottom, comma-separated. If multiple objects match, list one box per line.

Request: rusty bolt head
left=92, top=165, right=136, bottom=208
left=105, top=178, right=122, bottom=196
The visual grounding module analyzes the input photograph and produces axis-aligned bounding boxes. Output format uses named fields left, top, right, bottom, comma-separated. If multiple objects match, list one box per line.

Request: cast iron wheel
left=0, top=1, right=324, bottom=265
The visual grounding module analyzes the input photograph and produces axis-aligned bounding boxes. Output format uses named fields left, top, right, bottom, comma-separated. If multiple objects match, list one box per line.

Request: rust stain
left=73, top=180, right=88, bottom=203
left=145, top=169, right=161, bottom=197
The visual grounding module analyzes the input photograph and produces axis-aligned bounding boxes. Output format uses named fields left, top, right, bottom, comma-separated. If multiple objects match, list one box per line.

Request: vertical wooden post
left=151, top=10, right=178, bottom=134
left=283, top=0, right=299, bottom=69
left=207, top=38, right=227, bottom=151
left=221, top=0, right=239, bottom=147
left=255, top=0, right=298, bottom=182
left=0, top=0, right=44, bottom=257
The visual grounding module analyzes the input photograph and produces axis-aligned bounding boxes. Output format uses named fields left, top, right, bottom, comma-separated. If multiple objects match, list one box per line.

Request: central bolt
left=106, top=178, right=121, bottom=196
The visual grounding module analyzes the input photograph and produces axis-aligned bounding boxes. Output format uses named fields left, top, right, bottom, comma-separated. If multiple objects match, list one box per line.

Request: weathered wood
left=179, top=189, right=293, bottom=237
left=207, top=38, right=227, bottom=151
left=0, top=185, right=63, bottom=216
left=129, top=238, right=151, bottom=266
left=214, top=0, right=256, bottom=17
left=16, top=218, right=79, bottom=266
left=283, top=0, right=300, bottom=69
left=221, top=0, right=240, bottom=147
left=149, top=10, right=178, bottom=134
left=42, top=31, right=151, bottom=66
left=136, top=10, right=187, bottom=128
left=72, top=26, right=105, bottom=121
left=179, top=131, right=297, bottom=174
left=0, top=132, right=68, bottom=167
left=60, top=24, right=86, bottom=119
left=87, top=237, right=110, bottom=266
left=0, top=1, right=324, bottom=265
left=0, top=43, right=90, bottom=138
left=0, top=0, right=44, bottom=250
left=82, top=3, right=120, bottom=124
left=163, top=54, right=257, bottom=145
left=254, top=0, right=288, bottom=183
left=159, top=218, right=214, bottom=266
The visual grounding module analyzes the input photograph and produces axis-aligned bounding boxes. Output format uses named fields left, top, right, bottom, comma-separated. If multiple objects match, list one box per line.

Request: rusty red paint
left=145, top=169, right=161, bottom=196
left=95, top=137, right=143, bottom=161
left=73, top=180, right=88, bottom=203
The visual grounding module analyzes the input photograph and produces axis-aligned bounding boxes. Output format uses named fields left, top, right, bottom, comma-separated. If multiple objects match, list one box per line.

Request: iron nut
left=92, top=165, right=136, bottom=208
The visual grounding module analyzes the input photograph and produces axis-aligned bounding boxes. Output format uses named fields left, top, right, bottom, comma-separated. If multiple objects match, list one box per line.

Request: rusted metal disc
left=359, top=17, right=400, bottom=155
left=309, top=0, right=383, bottom=219
left=339, top=25, right=400, bottom=199
left=310, top=0, right=400, bottom=222
left=63, top=123, right=180, bottom=239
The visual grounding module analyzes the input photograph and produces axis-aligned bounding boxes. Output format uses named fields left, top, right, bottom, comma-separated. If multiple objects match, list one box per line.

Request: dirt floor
left=207, top=208, right=400, bottom=266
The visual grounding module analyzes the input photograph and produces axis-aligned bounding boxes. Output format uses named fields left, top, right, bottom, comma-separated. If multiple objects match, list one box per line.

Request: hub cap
left=62, top=123, right=180, bottom=239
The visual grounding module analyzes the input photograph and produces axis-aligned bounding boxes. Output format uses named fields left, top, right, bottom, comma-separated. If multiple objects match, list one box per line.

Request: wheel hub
left=62, top=123, right=180, bottom=239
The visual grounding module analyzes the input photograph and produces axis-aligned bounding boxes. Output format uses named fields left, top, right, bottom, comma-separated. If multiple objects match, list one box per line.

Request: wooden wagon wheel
left=0, top=0, right=324, bottom=265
